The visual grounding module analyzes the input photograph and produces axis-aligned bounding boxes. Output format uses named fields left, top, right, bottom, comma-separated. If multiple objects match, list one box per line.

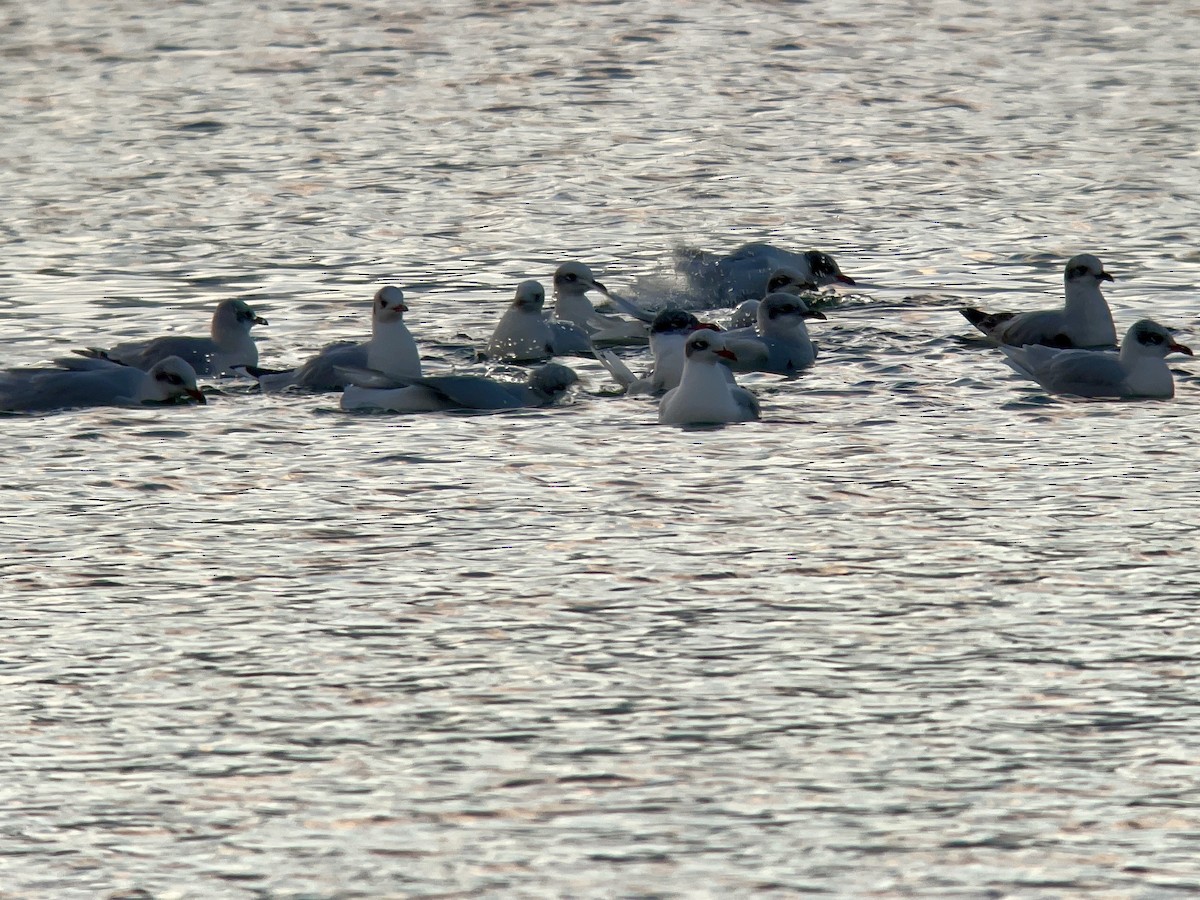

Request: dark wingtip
left=960, top=308, right=988, bottom=326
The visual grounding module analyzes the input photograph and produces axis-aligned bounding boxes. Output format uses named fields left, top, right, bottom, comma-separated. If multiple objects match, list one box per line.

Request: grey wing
left=602, top=291, right=656, bottom=323
left=107, top=335, right=214, bottom=372
left=292, top=342, right=365, bottom=390
left=1042, top=351, right=1127, bottom=395
left=549, top=322, right=593, bottom=355
left=732, top=385, right=761, bottom=420
left=416, top=375, right=528, bottom=410
left=995, top=310, right=1069, bottom=347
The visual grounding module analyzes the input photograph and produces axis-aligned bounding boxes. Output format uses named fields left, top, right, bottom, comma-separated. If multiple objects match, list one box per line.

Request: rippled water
left=4, top=0, right=1200, bottom=895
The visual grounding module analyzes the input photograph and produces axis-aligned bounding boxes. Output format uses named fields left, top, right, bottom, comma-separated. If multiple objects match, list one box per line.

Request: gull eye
left=1140, top=330, right=1165, bottom=345
left=694, top=339, right=709, bottom=350
left=157, top=372, right=184, bottom=385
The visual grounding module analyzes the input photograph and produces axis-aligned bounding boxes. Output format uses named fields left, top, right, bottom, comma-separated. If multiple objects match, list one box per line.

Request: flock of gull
left=1, top=243, right=1191, bottom=424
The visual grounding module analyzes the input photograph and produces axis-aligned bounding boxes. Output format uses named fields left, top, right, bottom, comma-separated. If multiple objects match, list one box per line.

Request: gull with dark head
left=596, top=307, right=711, bottom=394
left=77, top=298, right=269, bottom=376
left=0, top=356, right=205, bottom=412
left=241, top=285, right=419, bottom=392
left=675, top=242, right=856, bottom=305
left=999, top=319, right=1191, bottom=399
left=658, top=330, right=760, bottom=426
left=961, top=254, right=1117, bottom=349
left=723, top=292, right=826, bottom=375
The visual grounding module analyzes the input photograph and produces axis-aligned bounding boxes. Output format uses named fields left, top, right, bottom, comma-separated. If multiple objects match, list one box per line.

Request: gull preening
left=340, top=363, right=579, bottom=413
left=78, top=298, right=269, bottom=376
left=0, top=356, right=205, bottom=412
left=486, top=280, right=590, bottom=362
left=723, top=293, right=827, bottom=375
left=961, top=254, right=1117, bottom=349
left=675, top=242, right=856, bottom=304
left=241, top=286, right=419, bottom=392
left=999, top=319, right=1192, bottom=399
left=658, top=330, right=761, bottom=426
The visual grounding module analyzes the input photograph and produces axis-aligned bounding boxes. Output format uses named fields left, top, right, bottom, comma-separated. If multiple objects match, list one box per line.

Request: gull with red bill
left=999, top=319, right=1192, bottom=399
left=658, top=330, right=761, bottom=426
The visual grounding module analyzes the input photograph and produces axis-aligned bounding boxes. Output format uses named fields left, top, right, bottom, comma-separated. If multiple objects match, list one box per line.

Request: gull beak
left=1169, top=340, right=1193, bottom=356
left=803, top=309, right=828, bottom=321
left=716, top=348, right=737, bottom=361
left=693, top=322, right=722, bottom=332
left=834, top=273, right=856, bottom=286
left=187, top=389, right=208, bottom=404
left=589, top=279, right=610, bottom=296
left=254, top=315, right=270, bottom=325
left=1099, top=271, right=1115, bottom=283
left=393, top=302, right=409, bottom=313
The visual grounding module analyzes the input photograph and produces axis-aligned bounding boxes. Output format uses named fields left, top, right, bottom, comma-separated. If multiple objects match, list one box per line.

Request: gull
left=77, top=298, right=268, bottom=376
left=728, top=267, right=824, bottom=328
left=675, top=242, right=856, bottom=304
left=999, top=319, right=1192, bottom=399
left=552, top=262, right=648, bottom=343
left=240, top=286, right=419, bottom=391
left=961, top=253, right=1117, bottom=349
left=340, top=363, right=579, bottom=413
left=659, top=330, right=760, bottom=426
left=597, top=308, right=715, bottom=394
left=723, top=293, right=827, bottom=375
left=485, top=280, right=591, bottom=361
left=0, top=356, right=205, bottom=412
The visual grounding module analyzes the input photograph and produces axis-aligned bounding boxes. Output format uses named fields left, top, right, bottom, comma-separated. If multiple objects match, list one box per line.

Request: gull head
left=1065, top=254, right=1114, bottom=285
left=803, top=251, right=855, bottom=286
left=512, top=280, right=546, bottom=312
left=215, top=298, right=269, bottom=332
left=373, top=285, right=408, bottom=323
left=553, top=261, right=608, bottom=298
left=148, top=356, right=205, bottom=404
left=529, top=363, right=579, bottom=398
left=684, top=330, right=737, bottom=363
left=759, top=293, right=827, bottom=329
left=650, top=308, right=701, bottom=336
left=1128, top=319, right=1192, bottom=358
left=766, top=268, right=816, bottom=295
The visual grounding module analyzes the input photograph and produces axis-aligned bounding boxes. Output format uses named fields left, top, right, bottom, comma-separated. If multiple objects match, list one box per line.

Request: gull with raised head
left=78, top=298, right=268, bottom=376
left=658, top=330, right=760, bottom=426
left=486, top=280, right=590, bottom=361
left=723, top=293, right=826, bottom=375
left=552, top=262, right=648, bottom=343
left=961, top=254, right=1117, bottom=349
left=999, top=319, right=1191, bottom=399
left=0, top=356, right=205, bottom=412
left=340, top=363, right=579, bottom=413
left=240, top=286, right=418, bottom=391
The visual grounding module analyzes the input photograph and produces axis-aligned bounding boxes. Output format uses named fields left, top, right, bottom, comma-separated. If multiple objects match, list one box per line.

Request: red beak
left=187, top=389, right=207, bottom=404
left=1169, top=340, right=1193, bottom=356
left=716, top=348, right=737, bottom=361
left=834, top=273, right=856, bottom=286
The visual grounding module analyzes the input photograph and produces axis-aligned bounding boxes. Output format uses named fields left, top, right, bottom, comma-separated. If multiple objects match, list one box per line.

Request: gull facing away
left=485, top=280, right=591, bottom=362
left=675, top=242, right=856, bottom=304
left=658, top=330, right=760, bottom=426
left=961, top=254, right=1117, bottom=349
left=239, top=286, right=419, bottom=391
left=339, top=363, right=579, bottom=413
left=999, top=319, right=1192, bottom=399
left=0, top=356, right=205, bottom=412
left=552, top=262, right=649, bottom=343
left=77, top=298, right=269, bottom=376
left=723, top=293, right=827, bottom=375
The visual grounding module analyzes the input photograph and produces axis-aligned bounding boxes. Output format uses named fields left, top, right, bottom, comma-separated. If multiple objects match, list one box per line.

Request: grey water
left=3, top=0, right=1200, bottom=895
